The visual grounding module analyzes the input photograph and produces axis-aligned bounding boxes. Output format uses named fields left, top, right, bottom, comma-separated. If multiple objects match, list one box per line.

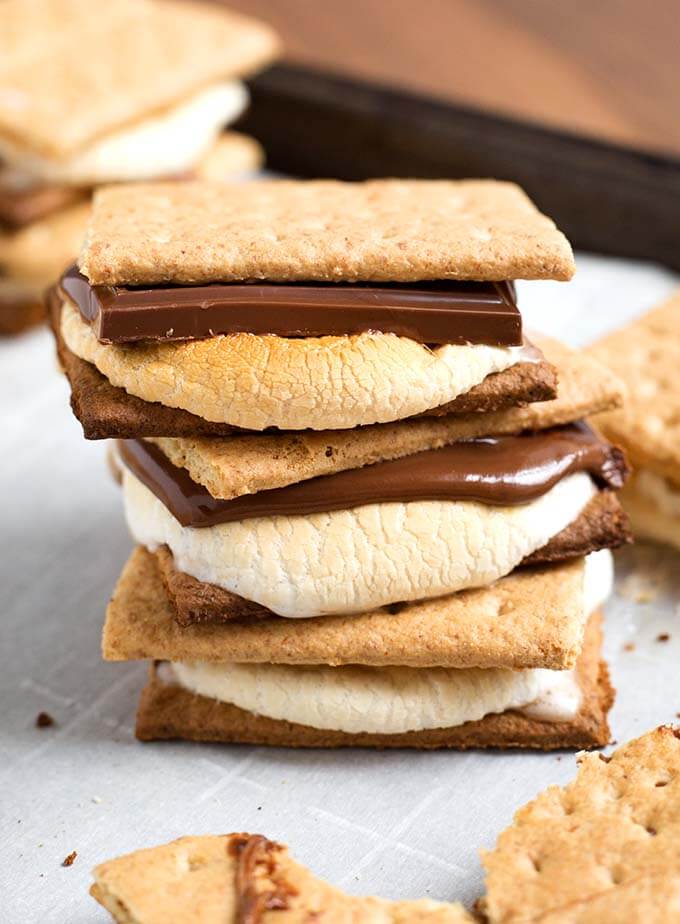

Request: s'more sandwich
left=53, top=179, right=630, bottom=750
left=591, top=291, right=680, bottom=552
left=0, top=0, right=278, bottom=333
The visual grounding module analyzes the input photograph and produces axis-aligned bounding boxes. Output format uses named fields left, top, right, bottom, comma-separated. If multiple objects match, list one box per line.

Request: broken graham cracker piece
left=135, top=611, right=611, bottom=750
left=482, top=725, right=680, bottom=923
left=91, top=833, right=473, bottom=924
left=91, top=730, right=680, bottom=922
left=154, top=493, right=629, bottom=626
left=590, top=291, right=680, bottom=487
left=78, top=179, right=575, bottom=285
left=105, top=546, right=589, bottom=671
left=0, top=0, right=279, bottom=161
left=148, top=335, right=623, bottom=498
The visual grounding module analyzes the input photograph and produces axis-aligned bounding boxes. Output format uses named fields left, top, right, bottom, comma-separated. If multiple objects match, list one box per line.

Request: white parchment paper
left=1, top=253, right=679, bottom=921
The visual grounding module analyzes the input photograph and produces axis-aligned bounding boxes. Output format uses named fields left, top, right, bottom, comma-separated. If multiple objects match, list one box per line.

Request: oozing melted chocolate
left=118, top=425, right=627, bottom=528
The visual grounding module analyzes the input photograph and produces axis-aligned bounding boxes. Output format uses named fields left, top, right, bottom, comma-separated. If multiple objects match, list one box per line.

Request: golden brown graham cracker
left=105, top=547, right=589, bottom=671
left=91, top=833, right=473, bottom=924
left=482, top=725, right=680, bottom=923
left=148, top=336, right=622, bottom=496
left=134, top=612, right=611, bottom=751
left=0, top=0, right=279, bottom=160
left=78, top=179, right=575, bottom=286
left=591, top=291, right=680, bottom=488
left=152, top=493, right=629, bottom=627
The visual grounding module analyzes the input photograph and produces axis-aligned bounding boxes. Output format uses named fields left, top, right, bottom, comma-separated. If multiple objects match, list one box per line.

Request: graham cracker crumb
left=62, top=851, right=77, bottom=867
left=35, top=712, right=55, bottom=728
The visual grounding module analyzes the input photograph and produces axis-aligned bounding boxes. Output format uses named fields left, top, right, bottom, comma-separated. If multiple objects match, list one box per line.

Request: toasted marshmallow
left=61, top=300, right=535, bottom=430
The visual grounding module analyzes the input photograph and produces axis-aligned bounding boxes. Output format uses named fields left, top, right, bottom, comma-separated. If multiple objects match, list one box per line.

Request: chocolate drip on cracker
left=118, top=424, right=628, bottom=527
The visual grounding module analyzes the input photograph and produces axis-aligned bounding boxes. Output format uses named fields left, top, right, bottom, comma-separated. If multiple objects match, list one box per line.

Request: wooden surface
left=225, top=0, right=680, bottom=155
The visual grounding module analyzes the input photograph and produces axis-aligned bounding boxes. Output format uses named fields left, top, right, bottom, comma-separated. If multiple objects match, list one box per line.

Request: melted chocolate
left=60, top=264, right=522, bottom=346
left=118, top=425, right=627, bottom=528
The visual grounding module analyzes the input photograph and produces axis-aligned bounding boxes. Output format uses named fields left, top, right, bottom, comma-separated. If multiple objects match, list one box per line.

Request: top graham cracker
left=78, top=179, right=576, bottom=285
left=0, top=0, right=279, bottom=160
left=590, top=291, right=680, bottom=485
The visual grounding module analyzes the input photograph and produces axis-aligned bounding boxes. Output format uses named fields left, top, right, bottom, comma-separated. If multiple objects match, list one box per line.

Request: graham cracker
left=134, top=612, right=612, bottom=750
left=0, top=201, right=90, bottom=286
left=0, top=0, right=279, bottom=160
left=105, top=546, right=589, bottom=671
left=192, top=132, right=264, bottom=181
left=148, top=335, right=623, bottom=497
left=591, top=291, right=680, bottom=488
left=482, top=725, right=680, bottom=923
left=90, top=833, right=473, bottom=924
left=50, top=292, right=561, bottom=439
left=78, top=180, right=575, bottom=286
left=155, top=493, right=629, bottom=626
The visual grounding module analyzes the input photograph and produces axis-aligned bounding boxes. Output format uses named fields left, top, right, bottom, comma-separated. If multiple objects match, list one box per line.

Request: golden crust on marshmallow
left=148, top=335, right=624, bottom=499
left=78, top=179, right=575, bottom=286
left=60, top=299, right=526, bottom=430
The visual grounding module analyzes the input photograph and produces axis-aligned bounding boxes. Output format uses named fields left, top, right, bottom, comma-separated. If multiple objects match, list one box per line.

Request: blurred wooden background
left=223, top=0, right=679, bottom=155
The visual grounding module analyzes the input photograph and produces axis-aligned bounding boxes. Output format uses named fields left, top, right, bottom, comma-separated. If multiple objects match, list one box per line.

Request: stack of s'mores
left=0, top=0, right=278, bottom=334
left=53, top=179, right=631, bottom=751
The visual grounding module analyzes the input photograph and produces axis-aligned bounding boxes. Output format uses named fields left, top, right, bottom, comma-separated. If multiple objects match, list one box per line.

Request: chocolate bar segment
left=61, top=264, right=522, bottom=346
left=118, top=424, right=629, bottom=528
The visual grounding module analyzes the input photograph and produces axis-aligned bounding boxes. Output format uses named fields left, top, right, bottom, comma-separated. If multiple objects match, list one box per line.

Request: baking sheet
left=1, top=253, right=679, bottom=921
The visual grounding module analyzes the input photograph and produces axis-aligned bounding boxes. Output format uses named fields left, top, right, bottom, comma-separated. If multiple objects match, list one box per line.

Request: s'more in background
left=591, top=292, right=680, bottom=552
left=53, top=179, right=630, bottom=751
left=0, top=0, right=279, bottom=335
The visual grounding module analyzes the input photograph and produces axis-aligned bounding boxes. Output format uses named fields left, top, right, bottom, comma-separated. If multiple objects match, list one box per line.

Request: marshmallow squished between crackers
left=591, top=291, right=680, bottom=550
